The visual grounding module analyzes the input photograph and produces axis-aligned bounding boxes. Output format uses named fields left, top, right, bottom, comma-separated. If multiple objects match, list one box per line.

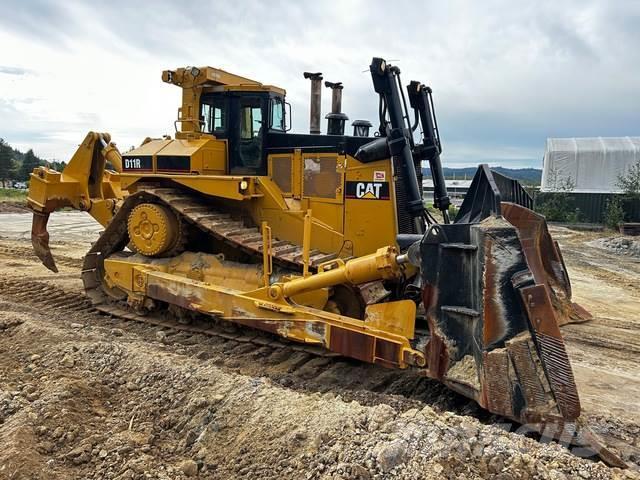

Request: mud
left=0, top=214, right=638, bottom=479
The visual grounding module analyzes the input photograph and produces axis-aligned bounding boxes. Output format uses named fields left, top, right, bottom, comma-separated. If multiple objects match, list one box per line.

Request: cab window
left=200, top=98, right=226, bottom=133
left=270, top=97, right=285, bottom=131
left=240, top=100, right=262, bottom=139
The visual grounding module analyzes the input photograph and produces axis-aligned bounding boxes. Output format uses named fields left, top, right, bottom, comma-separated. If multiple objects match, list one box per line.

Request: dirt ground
left=0, top=213, right=638, bottom=479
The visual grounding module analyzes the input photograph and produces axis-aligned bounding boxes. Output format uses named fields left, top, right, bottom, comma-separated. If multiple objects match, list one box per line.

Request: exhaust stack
left=325, top=81, right=349, bottom=135
left=303, top=72, right=323, bottom=134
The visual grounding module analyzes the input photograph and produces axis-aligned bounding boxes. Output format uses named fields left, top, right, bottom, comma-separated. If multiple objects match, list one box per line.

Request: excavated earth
left=0, top=212, right=638, bottom=479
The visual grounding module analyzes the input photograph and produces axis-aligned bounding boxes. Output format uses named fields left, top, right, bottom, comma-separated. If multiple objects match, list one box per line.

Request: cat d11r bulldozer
left=26, top=57, right=622, bottom=465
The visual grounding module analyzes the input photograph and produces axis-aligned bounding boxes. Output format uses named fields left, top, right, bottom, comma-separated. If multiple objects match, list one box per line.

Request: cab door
left=228, top=95, right=267, bottom=175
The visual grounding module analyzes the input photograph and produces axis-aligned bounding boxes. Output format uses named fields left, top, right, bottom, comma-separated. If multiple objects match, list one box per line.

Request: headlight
left=239, top=180, right=249, bottom=191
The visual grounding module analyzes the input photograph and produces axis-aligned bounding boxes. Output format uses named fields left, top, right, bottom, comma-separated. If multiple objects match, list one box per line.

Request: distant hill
left=422, top=167, right=542, bottom=186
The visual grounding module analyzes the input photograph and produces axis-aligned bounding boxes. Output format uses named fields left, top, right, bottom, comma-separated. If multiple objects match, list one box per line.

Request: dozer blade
left=416, top=165, right=624, bottom=466
left=31, top=210, right=58, bottom=273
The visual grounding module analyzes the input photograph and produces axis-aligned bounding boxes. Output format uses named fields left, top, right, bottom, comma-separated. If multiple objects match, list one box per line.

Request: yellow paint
left=102, top=251, right=425, bottom=368
left=127, top=203, right=180, bottom=256
left=25, top=66, right=424, bottom=370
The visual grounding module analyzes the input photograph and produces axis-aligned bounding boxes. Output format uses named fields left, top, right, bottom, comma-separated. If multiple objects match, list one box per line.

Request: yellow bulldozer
left=26, top=58, right=622, bottom=465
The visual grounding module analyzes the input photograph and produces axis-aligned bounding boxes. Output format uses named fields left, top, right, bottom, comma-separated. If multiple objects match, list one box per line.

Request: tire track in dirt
left=0, top=244, right=83, bottom=269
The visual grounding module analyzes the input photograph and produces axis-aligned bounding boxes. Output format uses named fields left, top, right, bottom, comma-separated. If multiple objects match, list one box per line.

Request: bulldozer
left=26, top=57, right=623, bottom=466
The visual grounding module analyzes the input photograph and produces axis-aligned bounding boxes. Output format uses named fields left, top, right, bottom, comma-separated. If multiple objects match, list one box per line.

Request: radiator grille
left=271, top=156, right=293, bottom=194
left=303, top=156, right=340, bottom=199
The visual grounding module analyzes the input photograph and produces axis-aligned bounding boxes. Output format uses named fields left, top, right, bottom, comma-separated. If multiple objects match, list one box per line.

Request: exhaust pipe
left=325, top=81, right=348, bottom=136
left=303, top=72, right=323, bottom=134
left=326, top=81, right=343, bottom=114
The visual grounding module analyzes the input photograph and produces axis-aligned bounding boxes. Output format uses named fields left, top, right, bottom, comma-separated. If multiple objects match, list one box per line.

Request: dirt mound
left=0, top=201, right=29, bottom=213
left=0, top=294, right=636, bottom=480
left=591, top=236, right=640, bottom=257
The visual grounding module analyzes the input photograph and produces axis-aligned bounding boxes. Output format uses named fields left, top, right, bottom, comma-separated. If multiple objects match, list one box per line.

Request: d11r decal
left=122, top=155, right=153, bottom=171
left=345, top=181, right=390, bottom=200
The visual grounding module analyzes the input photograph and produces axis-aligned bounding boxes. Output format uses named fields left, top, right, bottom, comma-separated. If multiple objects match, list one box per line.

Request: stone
left=115, top=468, right=135, bottom=480
left=179, top=459, right=199, bottom=477
left=70, top=323, right=84, bottom=329
left=376, top=439, right=407, bottom=472
left=156, top=331, right=168, bottom=343
left=110, top=328, right=124, bottom=337
left=488, top=455, right=504, bottom=474
left=61, top=354, right=75, bottom=368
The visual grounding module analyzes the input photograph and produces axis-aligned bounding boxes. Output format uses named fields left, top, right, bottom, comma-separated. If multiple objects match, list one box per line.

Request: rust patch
left=482, top=235, right=502, bottom=346
left=329, top=326, right=374, bottom=363
left=148, top=283, right=202, bottom=312
left=519, top=284, right=581, bottom=420
left=425, top=315, right=449, bottom=380
left=483, top=350, right=514, bottom=418
left=502, top=202, right=588, bottom=326
left=374, top=340, right=401, bottom=368
left=507, top=337, right=548, bottom=412
left=421, top=284, right=449, bottom=379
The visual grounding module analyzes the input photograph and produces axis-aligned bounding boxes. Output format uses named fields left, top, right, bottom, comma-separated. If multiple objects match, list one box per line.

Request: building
left=539, top=137, right=640, bottom=223
left=423, top=178, right=473, bottom=206
left=541, top=137, right=640, bottom=193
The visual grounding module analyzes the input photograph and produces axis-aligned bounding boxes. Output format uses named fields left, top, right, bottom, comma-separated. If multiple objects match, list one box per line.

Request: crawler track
left=0, top=276, right=458, bottom=413
left=80, top=185, right=386, bottom=350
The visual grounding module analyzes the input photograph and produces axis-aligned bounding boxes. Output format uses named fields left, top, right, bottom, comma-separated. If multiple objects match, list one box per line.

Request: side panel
left=344, top=156, right=398, bottom=256
left=260, top=152, right=346, bottom=256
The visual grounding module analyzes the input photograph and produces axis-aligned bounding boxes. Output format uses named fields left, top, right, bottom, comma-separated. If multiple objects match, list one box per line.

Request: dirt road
left=0, top=213, right=638, bottom=479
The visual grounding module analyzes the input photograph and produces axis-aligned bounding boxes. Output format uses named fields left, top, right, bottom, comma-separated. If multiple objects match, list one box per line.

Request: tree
left=19, top=149, right=42, bottom=181
left=603, top=196, right=624, bottom=229
left=0, top=139, right=14, bottom=188
left=616, top=159, right=640, bottom=199
left=536, top=167, right=579, bottom=222
left=48, top=160, right=67, bottom=172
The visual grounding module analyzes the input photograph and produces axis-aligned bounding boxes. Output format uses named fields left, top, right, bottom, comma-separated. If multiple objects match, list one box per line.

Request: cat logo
left=345, top=181, right=390, bottom=200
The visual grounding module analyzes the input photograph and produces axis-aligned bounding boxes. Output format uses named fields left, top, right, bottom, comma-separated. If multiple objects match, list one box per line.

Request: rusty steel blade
left=31, top=210, right=58, bottom=273
left=501, top=202, right=591, bottom=326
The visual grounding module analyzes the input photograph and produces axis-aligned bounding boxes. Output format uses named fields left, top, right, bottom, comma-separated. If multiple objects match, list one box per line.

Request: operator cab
left=199, top=91, right=287, bottom=175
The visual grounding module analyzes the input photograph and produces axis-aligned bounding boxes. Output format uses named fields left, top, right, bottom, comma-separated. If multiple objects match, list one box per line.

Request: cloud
left=0, top=0, right=638, bottom=167
left=0, top=66, right=31, bottom=76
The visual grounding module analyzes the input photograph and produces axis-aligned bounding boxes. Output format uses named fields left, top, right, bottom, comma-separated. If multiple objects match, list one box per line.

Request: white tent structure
left=541, top=137, right=640, bottom=193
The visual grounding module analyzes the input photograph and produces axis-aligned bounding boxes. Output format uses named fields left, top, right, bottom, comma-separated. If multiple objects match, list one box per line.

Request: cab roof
left=162, top=66, right=286, bottom=96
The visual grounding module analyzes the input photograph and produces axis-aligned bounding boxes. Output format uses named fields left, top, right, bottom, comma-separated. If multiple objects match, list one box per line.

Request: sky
left=1, top=0, right=639, bottom=168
